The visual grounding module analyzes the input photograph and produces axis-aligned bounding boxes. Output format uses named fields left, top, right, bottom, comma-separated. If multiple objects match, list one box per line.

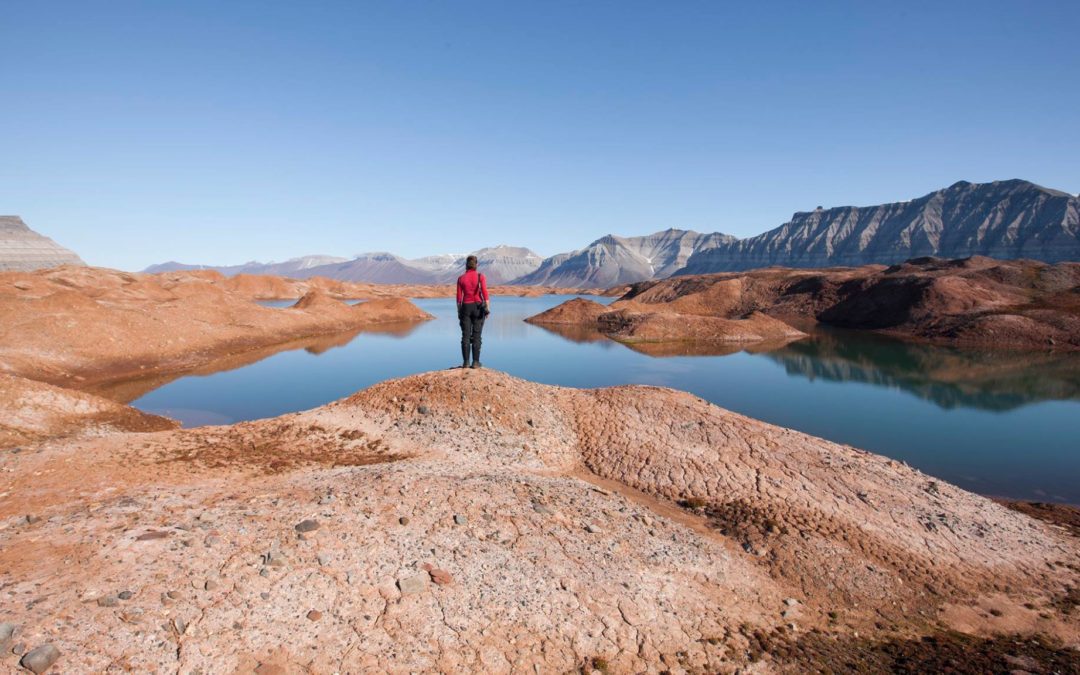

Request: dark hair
left=466, top=255, right=478, bottom=271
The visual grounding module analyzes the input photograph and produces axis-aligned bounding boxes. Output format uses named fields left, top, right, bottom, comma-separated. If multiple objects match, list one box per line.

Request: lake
left=128, top=295, right=1080, bottom=504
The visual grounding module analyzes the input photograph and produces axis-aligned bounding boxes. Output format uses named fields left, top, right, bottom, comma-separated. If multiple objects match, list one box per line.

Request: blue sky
left=2, top=1, right=1078, bottom=270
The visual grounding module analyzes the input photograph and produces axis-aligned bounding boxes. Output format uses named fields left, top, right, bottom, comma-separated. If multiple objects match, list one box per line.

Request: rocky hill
left=680, top=179, right=1080, bottom=274
left=0, top=216, right=84, bottom=272
left=515, top=229, right=735, bottom=287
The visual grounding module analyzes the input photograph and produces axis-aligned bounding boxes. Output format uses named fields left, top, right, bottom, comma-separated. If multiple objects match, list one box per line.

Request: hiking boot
left=470, top=361, right=483, bottom=369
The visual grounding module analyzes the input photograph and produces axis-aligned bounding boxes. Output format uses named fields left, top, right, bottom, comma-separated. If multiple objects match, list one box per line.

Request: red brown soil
left=0, top=369, right=1076, bottom=672
left=526, top=296, right=807, bottom=347
left=602, top=256, right=1080, bottom=350
left=0, top=266, right=434, bottom=389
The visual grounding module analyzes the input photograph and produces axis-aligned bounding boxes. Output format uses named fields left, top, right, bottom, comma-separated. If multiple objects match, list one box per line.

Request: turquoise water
left=130, top=295, right=1080, bottom=503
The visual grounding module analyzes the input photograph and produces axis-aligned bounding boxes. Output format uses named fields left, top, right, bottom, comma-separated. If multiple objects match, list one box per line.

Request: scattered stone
left=20, top=644, right=61, bottom=674
left=135, top=530, right=170, bottom=541
left=422, top=563, right=453, bottom=586
left=0, top=623, right=16, bottom=652
left=784, top=598, right=798, bottom=606
left=318, top=493, right=334, bottom=505
left=204, top=534, right=222, bottom=547
left=260, top=592, right=270, bottom=600
left=398, top=516, right=410, bottom=525
left=532, top=503, right=553, bottom=515
left=398, top=573, right=429, bottom=595
left=453, top=515, right=467, bottom=526
left=204, top=580, right=219, bottom=591
left=166, top=590, right=180, bottom=600
left=118, top=590, right=133, bottom=600
left=585, top=524, right=602, bottom=534
left=97, top=594, right=119, bottom=608
left=295, top=519, right=320, bottom=533
left=306, top=609, right=322, bottom=621
left=172, top=617, right=187, bottom=635
left=12, top=642, right=26, bottom=656
left=418, top=405, right=430, bottom=415
left=24, top=514, right=41, bottom=525
left=317, top=553, right=331, bottom=566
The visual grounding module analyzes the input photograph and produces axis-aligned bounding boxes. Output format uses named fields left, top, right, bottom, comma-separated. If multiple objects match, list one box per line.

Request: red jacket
left=456, top=270, right=488, bottom=304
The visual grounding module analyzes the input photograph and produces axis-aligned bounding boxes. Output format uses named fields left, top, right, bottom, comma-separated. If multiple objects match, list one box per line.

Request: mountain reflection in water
left=761, top=329, right=1080, bottom=412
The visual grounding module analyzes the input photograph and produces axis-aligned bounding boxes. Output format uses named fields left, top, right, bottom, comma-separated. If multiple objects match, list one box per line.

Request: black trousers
left=458, top=302, right=486, bottom=363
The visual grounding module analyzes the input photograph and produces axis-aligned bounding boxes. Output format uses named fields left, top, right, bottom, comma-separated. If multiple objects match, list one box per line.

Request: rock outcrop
left=0, top=369, right=1075, bottom=672
left=580, top=256, right=1080, bottom=350
left=0, top=216, right=84, bottom=272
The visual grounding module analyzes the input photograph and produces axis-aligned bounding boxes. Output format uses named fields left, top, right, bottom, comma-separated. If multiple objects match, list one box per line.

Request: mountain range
left=143, top=178, right=1080, bottom=286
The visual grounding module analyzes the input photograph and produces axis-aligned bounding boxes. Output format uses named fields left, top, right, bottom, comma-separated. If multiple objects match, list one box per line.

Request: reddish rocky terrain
left=529, top=256, right=1080, bottom=351
left=0, top=369, right=1077, bottom=672
left=0, top=266, right=440, bottom=389
left=1, top=260, right=1078, bottom=672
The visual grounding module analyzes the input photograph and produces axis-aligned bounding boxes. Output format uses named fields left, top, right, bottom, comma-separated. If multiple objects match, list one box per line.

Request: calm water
left=130, top=296, right=1080, bottom=503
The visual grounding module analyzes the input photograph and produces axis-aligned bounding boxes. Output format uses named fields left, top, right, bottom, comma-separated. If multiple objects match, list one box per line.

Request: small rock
left=784, top=598, right=798, bottom=606
left=172, top=617, right=187, bottom=635
left=135, top=530, right=170, bottom=541
left=0, top=623, right=16, bottom=651
left=166, top=590, right=180, bottom=600
left=118, top=590, right=133, bottom=600
left=204, top=534, right=222, bottom=547
left=295, top=519, right=320, bottom=533
left=422, top=563, right=453, bottom=586
left=317, top=553, right=331, bottom=567
left=24, top=515, right=41, bottom=525
left=585, top=524, right=602, bottom=534
left=532, top=503, right=553, bottom=515
left=397, top=573, right=429, bottom=595
left=204, top=580, right=218, bottom=591
left=418, top=405, right=430, bottom=415
left=398, top=516, right=410, bottom=525
left=20, top=644, right=61, bottom=674
left=259, top=568, right=270, bottom=577
left=97, top=594, right=119, bottom=608
left=12, top=642, right=27, bottom=656
left=453, top=515, right=467, bottom=526
left=306, top=609, right=322, bottom=621
left=318, top=493, right=334, bottom=505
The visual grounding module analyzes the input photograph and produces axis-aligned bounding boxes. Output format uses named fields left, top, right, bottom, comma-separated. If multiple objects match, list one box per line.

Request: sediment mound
left=352, top=297, right=434, bottom=323
left=599, top=309, right=807, bottom=343
left=551, top=256, right=1080, bottom=350
left=0, top=216, right=84, bottom=272
left=523, top=297, right=610, bottom=325
left=0, top=374, right=177, bottom=446
left=0, top=266, right=433, bottom=387
left=1, top=369, right=1075, bottom=672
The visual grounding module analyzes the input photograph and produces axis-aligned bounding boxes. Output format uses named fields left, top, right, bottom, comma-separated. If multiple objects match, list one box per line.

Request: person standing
left=456, top=255, right=490, bottom=368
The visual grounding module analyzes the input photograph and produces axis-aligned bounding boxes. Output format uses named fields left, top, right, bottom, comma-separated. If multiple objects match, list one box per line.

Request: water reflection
left=762, top=329, right=1080, bottom=412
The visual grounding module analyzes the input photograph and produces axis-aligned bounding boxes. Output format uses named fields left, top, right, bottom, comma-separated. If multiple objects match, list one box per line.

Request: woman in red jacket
left=456, top=255, right=490, bottom=368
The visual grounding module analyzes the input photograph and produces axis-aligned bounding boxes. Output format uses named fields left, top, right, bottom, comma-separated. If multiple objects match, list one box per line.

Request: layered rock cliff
left=0, top=216, right=84, bottom=272
left=680, top=179, right=1080, bottom=274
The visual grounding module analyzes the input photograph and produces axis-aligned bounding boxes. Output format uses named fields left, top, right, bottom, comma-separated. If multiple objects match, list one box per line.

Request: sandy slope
left=0, top=369, right=1076, bottom=673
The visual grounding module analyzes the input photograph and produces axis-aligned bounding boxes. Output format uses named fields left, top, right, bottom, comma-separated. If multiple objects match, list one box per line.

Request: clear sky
left=2, top=1, right=1078, bottom=270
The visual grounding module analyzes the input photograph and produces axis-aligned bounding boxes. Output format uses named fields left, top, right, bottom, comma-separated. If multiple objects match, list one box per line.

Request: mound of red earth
left=0, top=266, right=433, bottom=387
left=0, top=368, right=1076, bottom=672
left=526, top=296, right=807, bottom=346
left=532, top=256, right=1080, bottom=350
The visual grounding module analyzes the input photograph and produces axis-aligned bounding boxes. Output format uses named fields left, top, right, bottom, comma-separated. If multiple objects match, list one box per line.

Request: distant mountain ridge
left=678, top=179, right=1080, bottom=275
left=143, top=179, right=1080, bottom=286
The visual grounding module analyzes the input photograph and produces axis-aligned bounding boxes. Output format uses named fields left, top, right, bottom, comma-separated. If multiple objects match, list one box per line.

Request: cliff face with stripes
left=0, top=216, right=84, bottom=272
left=679, top=179, right=1080, bottom=274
